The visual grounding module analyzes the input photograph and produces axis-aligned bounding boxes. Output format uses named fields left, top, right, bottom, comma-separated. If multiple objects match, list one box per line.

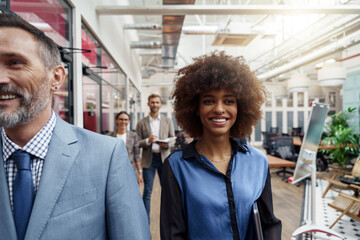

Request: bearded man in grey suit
left=136, top=94, right=175, bottom=222
left=0, top=13, right=149, bottom=240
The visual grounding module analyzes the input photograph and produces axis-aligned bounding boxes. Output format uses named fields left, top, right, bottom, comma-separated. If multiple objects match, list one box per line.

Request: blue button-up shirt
left=160, top=139, right=281, bottom=239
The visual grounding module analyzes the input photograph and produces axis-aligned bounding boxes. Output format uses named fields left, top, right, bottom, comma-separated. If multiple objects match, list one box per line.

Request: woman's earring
left=52, top=86, right=58, bottom=90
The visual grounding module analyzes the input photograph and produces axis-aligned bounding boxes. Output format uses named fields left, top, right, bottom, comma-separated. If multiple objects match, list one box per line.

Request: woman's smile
left=199, top=89, right=237, bottom=137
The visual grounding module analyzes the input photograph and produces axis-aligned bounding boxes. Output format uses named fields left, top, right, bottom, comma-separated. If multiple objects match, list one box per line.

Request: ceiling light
left=212, top=32, right=257, bottom=46
left=308, top=81, right=324, bottom=99
left=317, top=62, right=346, bottom=86
left=287, top=73, right=310, bottom=93
left=274, top=85, right=288, bottom=99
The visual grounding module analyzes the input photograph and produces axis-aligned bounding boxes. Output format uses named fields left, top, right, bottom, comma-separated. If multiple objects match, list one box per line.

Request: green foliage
left=320, top=107, right=360, bottom=166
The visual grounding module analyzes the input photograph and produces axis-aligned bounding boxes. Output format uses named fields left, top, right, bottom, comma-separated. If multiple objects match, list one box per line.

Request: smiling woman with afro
left=171, top=50, right=266, bottom=139
left=160, top=51, right=281, bottom=240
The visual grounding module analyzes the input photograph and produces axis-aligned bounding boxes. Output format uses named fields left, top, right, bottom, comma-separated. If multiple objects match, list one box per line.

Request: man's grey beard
left=0, top=81, right=51, bottom=128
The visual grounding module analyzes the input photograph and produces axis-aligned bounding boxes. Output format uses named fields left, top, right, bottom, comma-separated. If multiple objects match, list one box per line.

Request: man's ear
left=51, top=65, right=66, bottom=91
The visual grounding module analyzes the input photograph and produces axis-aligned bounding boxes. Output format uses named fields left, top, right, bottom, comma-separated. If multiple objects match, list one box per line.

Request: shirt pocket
left=51, top=188, right=98, bottom=218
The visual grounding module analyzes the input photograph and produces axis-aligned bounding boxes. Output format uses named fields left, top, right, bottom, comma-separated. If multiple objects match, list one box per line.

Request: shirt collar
left=149, top=114, right=161, bottom=122
left=182, top=137, right=248, bottom=160
left=2, top=111, right=57, bottom=161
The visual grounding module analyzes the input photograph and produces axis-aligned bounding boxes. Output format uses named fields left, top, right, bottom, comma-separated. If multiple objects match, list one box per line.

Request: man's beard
left=0, top=79, right=51, bottom=128
left=150, top=107, right=159, bottom=114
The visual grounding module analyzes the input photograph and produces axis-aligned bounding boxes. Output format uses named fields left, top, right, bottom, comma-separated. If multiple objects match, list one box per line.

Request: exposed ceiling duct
left=139, top=50, right=163, bottom=56
left=130, top=41, right=162, bottom=49
left=98, top=1, right=360, bottom=82
left=182, top=25, right=218, bottom=35
left=162, top=0, right=195, bottom=69
left=124, top=23, right=162, bottom=30
left=257, top=28, right=360, bottom=80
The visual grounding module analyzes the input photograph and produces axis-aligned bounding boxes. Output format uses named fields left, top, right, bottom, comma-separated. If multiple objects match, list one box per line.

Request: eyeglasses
left=117, top=118, right=129, bottom=122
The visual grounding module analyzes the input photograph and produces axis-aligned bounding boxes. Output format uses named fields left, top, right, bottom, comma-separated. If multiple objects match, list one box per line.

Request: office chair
left=291, top=127, right=302, bottom=136
left=269, top=127, right=279, bottom=134
left=273, top=136, right=296, bottom=180
left=263, top=132, right=277, bottom=155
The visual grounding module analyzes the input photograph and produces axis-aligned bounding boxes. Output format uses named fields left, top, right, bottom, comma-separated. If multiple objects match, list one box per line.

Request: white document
left=155, top=137, right=177, bottom=143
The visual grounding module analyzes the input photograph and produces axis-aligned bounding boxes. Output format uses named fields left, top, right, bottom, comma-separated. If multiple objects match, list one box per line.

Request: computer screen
left=292, top=102, right=329, bottom=184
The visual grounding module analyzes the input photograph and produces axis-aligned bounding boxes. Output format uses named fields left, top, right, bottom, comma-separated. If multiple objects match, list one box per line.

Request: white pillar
left=73, top=7, right=84, bottom=128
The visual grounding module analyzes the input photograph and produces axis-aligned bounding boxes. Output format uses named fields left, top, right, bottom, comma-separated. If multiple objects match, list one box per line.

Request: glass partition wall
left=81, top=22, right=127, bottom=134
left=128, top=82, right=141, bottom=131
left=7, top=0, right=73, bottom=123
left=3, top=0, right=139, bottom=134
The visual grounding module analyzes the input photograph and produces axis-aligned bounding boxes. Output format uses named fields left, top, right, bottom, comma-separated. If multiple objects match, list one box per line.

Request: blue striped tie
left=12, top=150, right=34, bottom=240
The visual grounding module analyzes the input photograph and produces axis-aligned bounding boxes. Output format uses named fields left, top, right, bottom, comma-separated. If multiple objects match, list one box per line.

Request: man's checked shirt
left=2, top=111, right=56, bottom=210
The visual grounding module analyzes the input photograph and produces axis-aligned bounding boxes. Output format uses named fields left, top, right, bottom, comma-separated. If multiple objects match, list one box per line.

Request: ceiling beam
left=96, top=5, right=360, bottom=15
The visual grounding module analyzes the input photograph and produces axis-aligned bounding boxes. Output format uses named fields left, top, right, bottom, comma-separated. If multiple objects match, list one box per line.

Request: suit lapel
left=159, top=115, right=165, bottom=139
left=25, top=117, right=79, bottom=240
left=145, top=116, right=152, bottom=136
left=0, top=138, right=17, bottom=239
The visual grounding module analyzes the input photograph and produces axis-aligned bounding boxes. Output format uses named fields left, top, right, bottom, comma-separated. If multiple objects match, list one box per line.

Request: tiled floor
left=298, top=179, right=360, bottom=240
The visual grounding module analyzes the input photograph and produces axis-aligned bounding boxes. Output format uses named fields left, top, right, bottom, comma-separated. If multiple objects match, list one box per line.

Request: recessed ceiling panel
left=212, top=33, right=258, bottom=46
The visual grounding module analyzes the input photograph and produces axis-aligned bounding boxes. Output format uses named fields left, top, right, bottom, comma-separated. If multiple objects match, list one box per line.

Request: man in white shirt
left=136, top=94, right=175, bottom=222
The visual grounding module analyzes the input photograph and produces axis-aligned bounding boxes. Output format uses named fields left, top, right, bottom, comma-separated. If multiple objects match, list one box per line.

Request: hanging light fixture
left=274, top=85, right=288, bottom=99
left=317, top=62, right=346, bottom=86
left=160, top=87, right=171, bottom=103
left=287, top=73, right=311, bottom=93
left=308, top=81, right=324, bottom=99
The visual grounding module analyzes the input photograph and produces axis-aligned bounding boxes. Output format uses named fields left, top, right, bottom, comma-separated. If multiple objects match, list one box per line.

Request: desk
left=293, top=136, right=302, bottom=146
left=267, top=154, right=296, bottom=167
left=269, top=134, right=282, bottom=141
left=292, top=137, right=336, bottom=150
left=269, top=136, right=302, bottom=146
left=267, top=154, right=296, bottom=180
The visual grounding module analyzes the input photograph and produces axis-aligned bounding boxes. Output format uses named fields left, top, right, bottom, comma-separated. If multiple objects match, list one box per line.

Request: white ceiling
left=98, top=0, right=360, bottom=84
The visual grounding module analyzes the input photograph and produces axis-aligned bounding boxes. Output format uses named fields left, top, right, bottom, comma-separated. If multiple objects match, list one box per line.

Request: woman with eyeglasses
left=109, top=111, right=143, bottom=185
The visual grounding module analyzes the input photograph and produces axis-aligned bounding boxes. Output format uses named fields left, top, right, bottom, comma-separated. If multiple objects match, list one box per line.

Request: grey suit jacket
left=135, top=115, right=175, bottom=168
left=108, top=130, right=140, bottom=174
left=0, top=116, right=150, bottom=240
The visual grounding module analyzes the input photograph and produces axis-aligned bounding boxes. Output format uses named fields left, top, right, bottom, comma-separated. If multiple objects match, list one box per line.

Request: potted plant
left=320, top=107, right=360, bottom=167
